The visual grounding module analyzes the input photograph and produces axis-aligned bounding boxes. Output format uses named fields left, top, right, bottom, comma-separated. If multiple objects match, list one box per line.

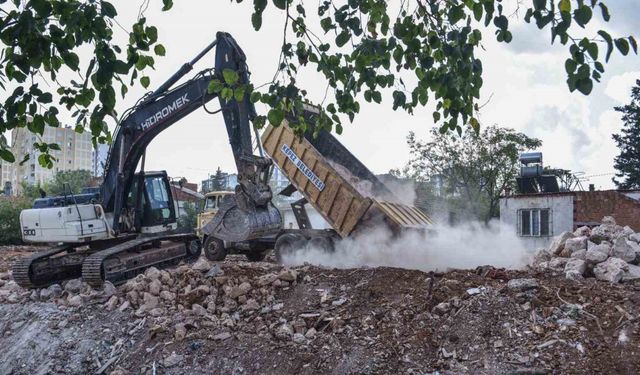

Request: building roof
left=501, top=189, right=640, bottom=199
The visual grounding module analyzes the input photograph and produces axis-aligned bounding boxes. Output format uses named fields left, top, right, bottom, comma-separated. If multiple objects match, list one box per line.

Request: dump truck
left=199, top=107, right=433, bottom=262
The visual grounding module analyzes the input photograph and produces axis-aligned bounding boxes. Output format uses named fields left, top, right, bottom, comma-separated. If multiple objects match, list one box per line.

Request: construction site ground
left=0, top=246, right=638, bottom=375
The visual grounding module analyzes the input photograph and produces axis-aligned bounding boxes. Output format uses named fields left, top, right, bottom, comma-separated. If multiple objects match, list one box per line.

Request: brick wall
left=573, top=191, right=640, bottom=231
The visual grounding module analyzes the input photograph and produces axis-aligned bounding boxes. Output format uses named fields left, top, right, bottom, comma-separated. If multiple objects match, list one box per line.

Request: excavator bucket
left=202, top=194, right=282, bottom=242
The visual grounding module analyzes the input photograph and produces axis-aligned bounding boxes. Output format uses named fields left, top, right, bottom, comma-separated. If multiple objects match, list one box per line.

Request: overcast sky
left=39, top=1, right=640, bottom=189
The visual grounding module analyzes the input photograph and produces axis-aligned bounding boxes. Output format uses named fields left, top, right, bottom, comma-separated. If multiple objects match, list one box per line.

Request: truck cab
left=196, top=191, right=234, bottom=238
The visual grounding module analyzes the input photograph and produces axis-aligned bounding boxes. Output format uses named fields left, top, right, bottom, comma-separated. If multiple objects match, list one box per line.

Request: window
left=518, top=208, right=552, bottom=237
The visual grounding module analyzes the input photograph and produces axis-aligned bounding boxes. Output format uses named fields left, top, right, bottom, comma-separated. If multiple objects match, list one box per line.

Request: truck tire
left=308, top=236, right=334, bottom=253
left=187, top=239, right=202, bottom=259
left=246, top=251, right=267, bottom=262
left=274, top=233, right=307, bottom=264
left=203, top=236, right=227, bottom=262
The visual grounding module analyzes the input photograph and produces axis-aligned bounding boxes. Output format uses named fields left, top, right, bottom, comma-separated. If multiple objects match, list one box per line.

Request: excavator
left=13, top=32, right=282, bottom=289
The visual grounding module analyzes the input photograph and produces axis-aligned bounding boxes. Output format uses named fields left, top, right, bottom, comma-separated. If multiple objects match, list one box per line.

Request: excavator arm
left=101, top=32, right=280, bottom=240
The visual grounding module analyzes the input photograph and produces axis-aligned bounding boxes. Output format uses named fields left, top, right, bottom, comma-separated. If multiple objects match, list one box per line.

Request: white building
left=500, top=190, right=640, bottom=251
left=92, top=143, right=110, bottom=177
left=7, top=126, right=93, bottom=195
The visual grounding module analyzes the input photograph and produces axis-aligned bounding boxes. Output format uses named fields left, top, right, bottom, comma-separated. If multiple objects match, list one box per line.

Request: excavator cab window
left=141, top=174, right=176, bottom=227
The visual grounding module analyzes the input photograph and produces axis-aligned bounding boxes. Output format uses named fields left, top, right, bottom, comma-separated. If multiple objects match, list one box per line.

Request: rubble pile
left=0, top=251, right=639, bottom=374
left=532, top=216, right=640, bottom=283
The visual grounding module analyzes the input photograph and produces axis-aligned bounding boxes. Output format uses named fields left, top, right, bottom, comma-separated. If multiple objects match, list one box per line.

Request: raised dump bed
left=261, top=118, right=432, bottom=239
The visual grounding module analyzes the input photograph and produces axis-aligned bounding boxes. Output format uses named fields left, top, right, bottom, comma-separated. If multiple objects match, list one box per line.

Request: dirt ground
left=0, top=247, right=639, bottom=375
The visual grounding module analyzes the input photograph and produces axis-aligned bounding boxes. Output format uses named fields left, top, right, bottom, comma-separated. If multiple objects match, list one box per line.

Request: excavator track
left=12, top=245, right=80, bottom=289
left=82, top=233, right=200, bottom=288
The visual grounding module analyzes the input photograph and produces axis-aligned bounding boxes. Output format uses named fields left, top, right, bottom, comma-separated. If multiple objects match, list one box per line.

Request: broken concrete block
left=612, top=238, right=640, bottom=264
left=561, top=236, right=588, bottom=257
left=548, top=231, right=575, bottom=255
left=585, top=249, right=608, bottom=265
left=564, top=259, right=587, bottom=280
left=570, top=250, right=587, bottom=260
left=593, top=257, right=628, bottom=283
left=507, top=278, right=538, bottom=291
left=573, top=226, right=591, bottom=237
left=622, top=264, right=640, bottom=282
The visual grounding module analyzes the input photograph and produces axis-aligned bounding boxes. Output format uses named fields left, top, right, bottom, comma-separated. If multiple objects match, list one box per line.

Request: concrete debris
left=64, top=278, right=83, bottom=294
left=593, top=257, right=628, bottom=283
left=507, top=278, right=538, bottom=292
left=1, top=242, right=639, bottom=374
left=564, top=259, right=587, bottom=280
left=560, top=236, right=588, bottom=257
left=534, top=217, right=640, bottom=284
left=163, top=353, right=184, bottom=367
left=205, top=264, right=224, bottom=278
left=585, top=249, right=608, bottom=264
left=548, top=231, right=575, bottom=255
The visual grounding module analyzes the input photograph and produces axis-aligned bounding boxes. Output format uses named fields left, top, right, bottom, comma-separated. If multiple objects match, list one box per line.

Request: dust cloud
left=281, top=221, right=532, bottom=272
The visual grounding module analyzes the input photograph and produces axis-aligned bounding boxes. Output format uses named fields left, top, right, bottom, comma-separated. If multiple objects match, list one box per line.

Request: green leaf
left=335, top=31, right=350, bottom=47
left=470, top=117, right=480, bottom=133
left=250, top=91, right=262, bottom=103
left=598, top=30, right=614, bottom=62
left=493, top=15, right=508, bottom=30
left=251, top=12, right=263, bottom=31
left=48, top=143, right=61, bottom=151
left=629, top=37, right=638, bottom=54
left=222, top=69, right=239, bottom=85
left=63, top=53, right=80, bottom=71
left=221, top=87, right=233, bottom=100
left=38, top=93, right=53, bottom=104
left=559, top=0, right=571, bottom=13
left=594, top=61, right=605, bottom=73
left=433, top=111, right=440, bottom=124
left=0, top=149, right=15, bottom=163
left=598, top=3, right=610, bottom=21
left=207, top=79, right=224, bottom=94
left=473, top=3, right=483, bottom=21
left=272, top=0, right=286, bottom=10
left=565, top=58, right=577, bottom=73
left=533, top=0, right=546, bottom=11
left=586, top=42, right=598, bottom=60
left=576, top=78, right=593, bottom=95
left=267, top=108, right=285, bottom=126
left=101, top=1, right=117, bottom=17
left=140, top=76, right=150, bottom=89
left=320, top=17, right=333, bottom=32
left=234, top=86, right=246, bottom=101
left=154, top=44, right=166, bottom=56
left=573, top=5, right=592, bottom=27
left=615, top=38, right=630, bottom=56
left=162, top=0, right=173, bottom=10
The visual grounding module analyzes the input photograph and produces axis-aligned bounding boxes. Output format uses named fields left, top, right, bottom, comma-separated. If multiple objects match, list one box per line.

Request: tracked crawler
left=13, top=32, right=281, bottom=288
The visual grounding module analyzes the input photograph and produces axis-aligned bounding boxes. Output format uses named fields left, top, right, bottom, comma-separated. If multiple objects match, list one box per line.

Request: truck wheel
left=308, top=236, right=334, bottom=253
left=187, top=239, right=202, bottom=259
left=203, top=236, right=227, bottom=262
left=274, top=234, right=307, bottom=264
left=246, top=251, right=267, bottom=262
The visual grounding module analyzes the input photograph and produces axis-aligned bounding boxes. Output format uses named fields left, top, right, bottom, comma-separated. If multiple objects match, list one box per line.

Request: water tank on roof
left=519, top=152, right=542, bottom=165
left=521, top=165, right=544, bottom=178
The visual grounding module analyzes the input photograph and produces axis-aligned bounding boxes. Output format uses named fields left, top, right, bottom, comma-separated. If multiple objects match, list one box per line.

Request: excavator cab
left=128, top=171, right=178, bottom=234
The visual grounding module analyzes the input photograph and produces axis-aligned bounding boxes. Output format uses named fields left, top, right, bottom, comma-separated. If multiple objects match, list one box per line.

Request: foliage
left=612, top=79, right=640, bottom=189
left=20, top=181, right=45, bottom=200
left=244, top=0, right=637, bottom=135
left=0, top=0, right=636, bottom=169
left=402, top=125, right=541, bottom=222
left=43, top=169, right=92, bottom=195
left=0, top=0, right=170, bottom=166
left=177, top=201, right=197, bottom=230
left=202, top=167, right=229, bottom=193
left=0, top=197, right=32, bottom=244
